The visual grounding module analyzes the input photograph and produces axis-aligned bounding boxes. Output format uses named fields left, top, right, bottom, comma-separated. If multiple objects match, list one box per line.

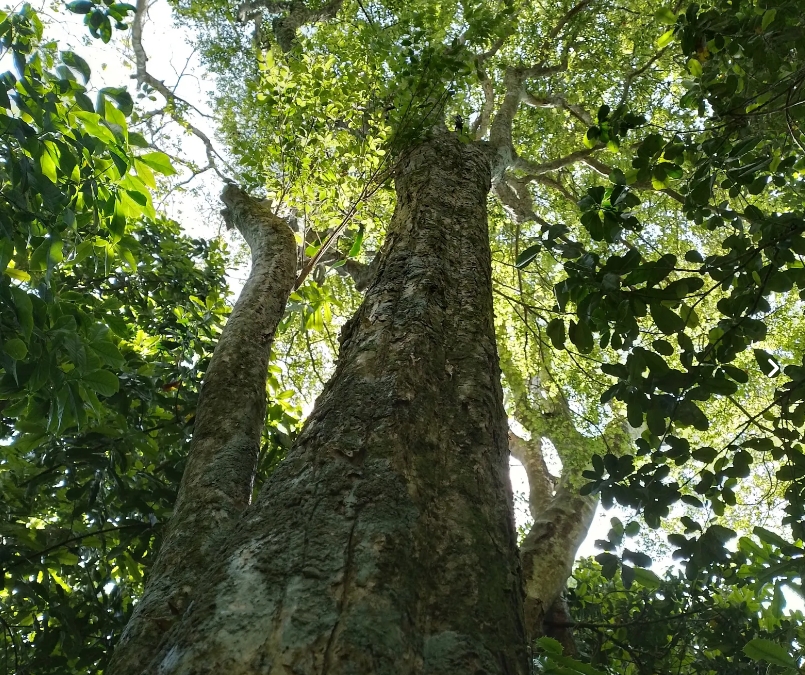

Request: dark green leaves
left=515, top=243, right=541, bottom=269
left=742, top=639, right=798, bottom=669
left=569, top=319, right=593, bottom=353
left=546, top=318, right=565, bottom=349
left=649, top=302, right=684, bottom=335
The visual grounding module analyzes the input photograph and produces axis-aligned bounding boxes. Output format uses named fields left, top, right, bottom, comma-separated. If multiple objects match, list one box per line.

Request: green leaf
left=61, top=50, right=91, bottom=82
left=650, top=302, right=684, bottom=334
left=546, top=318, right=566, bottom=349
left=91, top=339, right=125, bottom=367
left=74, top=110, right=116, bottom=144
left=742, top=638, right=797, bottom=669
left=754, top=349, right=780, bottom=377
left=11, top=287, right=33, bottom=339
left=753, top=526, right=790, bottom=549
left=536, top=636, right=563, bottom=655
left=687, top=58, right=702, bottom=78
left=761, top=8, right=777, bottom=31
left=348, top=226, right=364, bottom=258
left=654, top=7, right=677, bottom=24
left=82, top=369, right=120, bottom=397
left=138, top=151, right=177, bottom=176
left=3, top=338, right=28, bottom=360
left=515, top=243, right=541, bottom=269
left=657, top=28, right=675, bottom=48
left=66, top=0, right=94, bottom=14
left=569, top=319, right=594, bottom=353
left=632, top=567, right=661, bottom=589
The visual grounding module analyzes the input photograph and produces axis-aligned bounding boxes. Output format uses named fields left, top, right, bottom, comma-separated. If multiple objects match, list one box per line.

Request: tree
left=3, top=0, right=805, bottom=673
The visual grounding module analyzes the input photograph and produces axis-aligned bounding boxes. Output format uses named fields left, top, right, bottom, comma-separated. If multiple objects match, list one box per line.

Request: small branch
left=472, top=70, right=496, bottom=140
left=530, top=174, right=577, bottom=201
left=9, top=524, right=143, bottom=569
left=509, top=432, right=556, bottom=518
left=513, top=146, right=595, bottom=175
left=548, top=0, right=595, bottom=40
left=130, top=0, right=230, bottom=181
left=619, top=46, right=670, bottom=107
left=523, top=91, right=592, bottom=126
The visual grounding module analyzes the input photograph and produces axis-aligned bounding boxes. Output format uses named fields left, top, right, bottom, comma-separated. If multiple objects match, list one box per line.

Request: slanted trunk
left=142, top=132, right=528, bottom=674
left=520, top=479, right=596, bottom=634
left=509, top=434, right=597, bottom=638
left=109, top=187, right=298, bottom=675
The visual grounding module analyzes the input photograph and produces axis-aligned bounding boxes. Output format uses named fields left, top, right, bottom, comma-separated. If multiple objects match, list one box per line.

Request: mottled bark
left=510, top=435, right=596, bottom=638
left=144, top=132, right=528, bottom=675
left=109, top=186, right=297, bottom=675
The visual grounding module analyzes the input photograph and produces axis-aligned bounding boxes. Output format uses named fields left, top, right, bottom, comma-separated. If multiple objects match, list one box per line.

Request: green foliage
left=0, top=8, right=298, bottom=672
left=564, top=552, right=804, bottom=674
left=65, top=0, right=136, bottom=42
left=512, top=0, right=805, bottom=576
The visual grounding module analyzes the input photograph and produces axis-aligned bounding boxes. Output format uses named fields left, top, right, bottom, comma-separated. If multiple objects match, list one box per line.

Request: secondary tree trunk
left=142, top=132, right=528, bottom=674
left=109, top=187, right=298, bottom=675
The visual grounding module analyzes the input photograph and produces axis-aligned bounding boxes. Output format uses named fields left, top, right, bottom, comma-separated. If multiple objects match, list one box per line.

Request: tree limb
left=513, top=146, right=596, bottom=175
left=472, top=70, right=496, bottom=140
left=523, top=91, right=593, bottom=126
left=548, top=0, right=595, bottom=40
left=108, top=186, right=298, bottom=675
left=236, top=0, right=344, bottom=52
left=130, top=0, right=230, bottom=181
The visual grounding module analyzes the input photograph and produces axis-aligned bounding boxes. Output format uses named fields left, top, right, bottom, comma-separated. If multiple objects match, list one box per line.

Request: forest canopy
left=1, top=0, right=804, bottom=673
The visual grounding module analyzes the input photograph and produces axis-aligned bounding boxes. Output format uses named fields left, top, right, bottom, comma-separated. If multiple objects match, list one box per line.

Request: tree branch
left=509, top=432, right=556, bottom=518
left=488, top=61, right=570, bottom=163
left=619, top=46, right=670, bottom=107
left=130, top=0, right=230, bottom=181
left=236, top=0, right=344, bottom=52
left=108, top=186, right=298, bottom=675
left=513, top=146, right=596, bottom=175
left=548, top=0, right=595, bottom=40
left=472, top=70, right=496, bottom=140
left=523, top=90, right=593, bottom=126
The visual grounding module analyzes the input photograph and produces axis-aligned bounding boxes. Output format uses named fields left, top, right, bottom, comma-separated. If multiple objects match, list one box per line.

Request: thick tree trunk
left=109, top=187, right=298, bottom=675
left=143, top=132, right=528, bottom=674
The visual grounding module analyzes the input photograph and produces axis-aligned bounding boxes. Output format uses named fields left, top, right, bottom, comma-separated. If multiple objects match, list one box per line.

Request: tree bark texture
left=510, top=436, right=596, bottom=637
left=109, top=186, right=298, bottom=675
left=144, top=133, right=529, bottom=675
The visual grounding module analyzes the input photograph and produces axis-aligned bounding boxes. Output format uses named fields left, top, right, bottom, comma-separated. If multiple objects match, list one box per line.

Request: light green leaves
left=74, top=110, right=117, bottom=144
left=761, top=8, right=777, bottom=31
left=657, top=28, right=675, bottom=48
left=137, top=151, right=177, bottom=176
left=655, top=7, right=677, bottom=24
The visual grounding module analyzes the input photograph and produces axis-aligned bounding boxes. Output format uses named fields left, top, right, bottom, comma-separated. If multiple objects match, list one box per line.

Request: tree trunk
left=509, top=434, right=597, bottom=638
left=142, top=132, right=529, bottom=674
left=109, top=187, right=298, bottom=675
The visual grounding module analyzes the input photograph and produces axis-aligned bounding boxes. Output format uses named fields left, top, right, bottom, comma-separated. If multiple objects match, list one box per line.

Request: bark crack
left=321, top=498, right=363, bottom=675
